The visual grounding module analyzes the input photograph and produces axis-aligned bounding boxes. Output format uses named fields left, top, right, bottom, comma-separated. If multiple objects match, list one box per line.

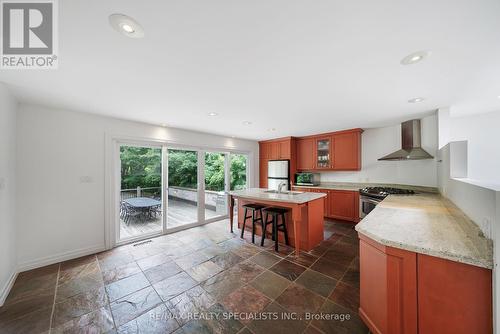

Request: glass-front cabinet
left=315, top=136, right=332, bottom=168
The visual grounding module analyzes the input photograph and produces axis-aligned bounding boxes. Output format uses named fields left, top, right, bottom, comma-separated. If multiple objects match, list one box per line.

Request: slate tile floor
left=0, top=219, right=368, bottom=334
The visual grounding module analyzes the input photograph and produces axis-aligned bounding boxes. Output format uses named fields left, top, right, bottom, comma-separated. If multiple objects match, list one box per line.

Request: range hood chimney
left=378, top=119, right=434, bottom=161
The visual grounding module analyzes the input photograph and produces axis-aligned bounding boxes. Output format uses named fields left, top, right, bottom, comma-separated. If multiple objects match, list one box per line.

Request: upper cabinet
left=259, top=129, right=362, bottom=187
left=315, top=136, right=332, bottom=169
left=294, top=128, right=362, bottom=171
left=259, top=138, right=296, bottom=188
left=332, top=130, right=362, bottom=170
left=296, top=138, right=314, bottom=170
left=259, top=138, right=292, bottom=161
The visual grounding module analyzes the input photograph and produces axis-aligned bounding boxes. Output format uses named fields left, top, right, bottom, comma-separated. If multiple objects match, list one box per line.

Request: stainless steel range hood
left=378, top=119, right=434, bottom=161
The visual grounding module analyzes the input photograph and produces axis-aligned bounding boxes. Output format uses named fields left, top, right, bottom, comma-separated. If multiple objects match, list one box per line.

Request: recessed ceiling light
left=401, top=51, right=430, bottom=65
left=242, top=121, right=252, bottom=125
left=121, top=24, right=135, bottom=33
left=408, top=97, right=425, bottom=103
left=208, top=112, right=218, bottom=116
left=109, top=14, right=144, bottom=38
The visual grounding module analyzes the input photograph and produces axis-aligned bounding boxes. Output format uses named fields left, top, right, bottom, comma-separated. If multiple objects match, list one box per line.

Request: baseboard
left=0, top=270, right=18, bottom=307
left=17, top=244, right=106, bottom=273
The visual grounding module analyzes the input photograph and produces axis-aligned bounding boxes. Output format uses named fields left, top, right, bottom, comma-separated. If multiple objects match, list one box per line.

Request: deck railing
left=120, top=186, right=161, bottom=201
left=120, top=186, right=227, bottom=213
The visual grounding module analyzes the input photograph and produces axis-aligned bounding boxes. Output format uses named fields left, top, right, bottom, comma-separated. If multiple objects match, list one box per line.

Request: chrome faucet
left=278, top=181, right=287, bottom=193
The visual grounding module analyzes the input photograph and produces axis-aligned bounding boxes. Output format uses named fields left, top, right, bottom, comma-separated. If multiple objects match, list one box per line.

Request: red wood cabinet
left=259, top=142, right=270, bottom=159
left=314, top=136, right=333, bottom=169
left=279, top=140, right=291, bottom=159
left=259, top=159, right=268, bottom=188
left=294, top=128, right=362, bottom=171
left=296, top=138, right=315, bottom=170
left=417, top=254, right=492, bottom=334
left=327, top=190, right=358, bottom=221
left=332, top=130, right=361, bottom=170
left=293, top=187, right=359, bottom=222
left=359, top=234, right=493, bottom=334
left=359, top=235, right=417, bottom=334
left=259, top=138, right=295, bottom=188
left=260, top=138, right=293, bottom=161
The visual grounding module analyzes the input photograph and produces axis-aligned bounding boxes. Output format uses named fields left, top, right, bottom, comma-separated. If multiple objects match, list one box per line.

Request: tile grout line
left=95, top=254, right=118, bottom=331
left=48, top=263, right=61, bottom=333
left=131, top=249, right=184, bottom=330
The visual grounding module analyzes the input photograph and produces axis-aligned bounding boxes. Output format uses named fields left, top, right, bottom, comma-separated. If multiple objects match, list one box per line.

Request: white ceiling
left=1, top=0, right=500, bottom=140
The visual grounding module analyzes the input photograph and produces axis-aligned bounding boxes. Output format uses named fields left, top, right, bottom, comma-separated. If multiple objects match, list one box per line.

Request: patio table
left=123, top=197, right=161, bottom=209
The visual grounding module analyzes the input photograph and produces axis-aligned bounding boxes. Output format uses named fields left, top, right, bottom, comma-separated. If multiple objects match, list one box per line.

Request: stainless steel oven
left=359, top=195, right=382, bottom=219
left=359, top=187, right=415, bottom=219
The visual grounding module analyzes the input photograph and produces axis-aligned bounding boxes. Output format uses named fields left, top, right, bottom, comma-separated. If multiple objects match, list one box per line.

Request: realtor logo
left=1, top=0, right=58, bottom=69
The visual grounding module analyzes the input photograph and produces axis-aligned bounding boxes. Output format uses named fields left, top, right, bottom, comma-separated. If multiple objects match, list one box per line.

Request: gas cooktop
left=359, top=187, right=415, bottom=200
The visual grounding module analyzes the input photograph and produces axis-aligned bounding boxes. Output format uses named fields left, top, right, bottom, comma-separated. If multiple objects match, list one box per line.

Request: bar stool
left=241, top=203, right=266, bottom=244
left=262, top=207, right=290, bottom=251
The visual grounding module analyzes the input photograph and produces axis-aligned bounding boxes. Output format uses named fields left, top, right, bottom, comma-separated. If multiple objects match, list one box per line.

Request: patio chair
left=123, top=202, right=143, bottom=224
left=150, top=204, right=162, bottom=218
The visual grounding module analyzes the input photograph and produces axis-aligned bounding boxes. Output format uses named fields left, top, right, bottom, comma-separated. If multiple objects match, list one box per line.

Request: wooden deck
left=120, top=199, right=222, bottom=240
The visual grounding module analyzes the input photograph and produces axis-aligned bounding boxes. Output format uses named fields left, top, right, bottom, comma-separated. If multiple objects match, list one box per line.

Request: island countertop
left=228, top=188, right=326, bottom=204
left=355, top=193, right=493, bottom=269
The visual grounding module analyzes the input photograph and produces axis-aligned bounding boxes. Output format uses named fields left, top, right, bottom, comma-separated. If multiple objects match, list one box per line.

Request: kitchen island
left=228, top=188, right=326, bottom=255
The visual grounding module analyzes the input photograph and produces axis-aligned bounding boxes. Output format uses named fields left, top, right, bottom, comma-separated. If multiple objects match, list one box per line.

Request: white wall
left=0, top=84, right=18, bottom=305
left=16, top=104, right=259, bottom=270
left=437, top=108, right=500, bottom=333
left=448, top=110, right=500, bottom=184
left=320, top=114, right=438, bottom=187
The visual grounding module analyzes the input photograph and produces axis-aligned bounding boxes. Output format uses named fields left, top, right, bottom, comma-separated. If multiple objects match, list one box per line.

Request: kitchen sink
left=264, top=190, right=304, bottom=195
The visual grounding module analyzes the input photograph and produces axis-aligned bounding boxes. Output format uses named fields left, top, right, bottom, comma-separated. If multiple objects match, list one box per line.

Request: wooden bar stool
left=241, top=203, right=266, bottom=244
left=262, top=207, right=290, bottom=251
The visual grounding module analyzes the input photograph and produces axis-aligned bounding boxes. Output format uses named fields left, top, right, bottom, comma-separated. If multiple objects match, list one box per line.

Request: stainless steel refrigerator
left=267, top=160, right=290, bottom=190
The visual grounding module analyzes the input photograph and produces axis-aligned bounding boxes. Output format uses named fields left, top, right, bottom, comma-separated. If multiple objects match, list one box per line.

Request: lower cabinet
left=359, top=234, right=493, bottom=334
left=293, top=187, right=359, bottom=222
left=417, top=254, right=492, bottom=334
left=359, top=235, right=417, bottom=334
left=327, top=190, right=358, bottom=221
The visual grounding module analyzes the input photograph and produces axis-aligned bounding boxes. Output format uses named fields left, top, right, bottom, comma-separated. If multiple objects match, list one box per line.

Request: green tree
left=168, top=150, right=198, bottom=189
left=120, top=147, right=247, bottom=192
left=120, top=146, right=161, bottom=190
left=230, top=154, right=247, bottom=190
left=205, top=152, right=225, bottom=191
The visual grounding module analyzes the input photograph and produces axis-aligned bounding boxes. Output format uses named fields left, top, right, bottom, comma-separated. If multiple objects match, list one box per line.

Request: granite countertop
left=228, top=188, right=326, bottom=204
left=292, top=182, right=438, bottom=193
left=355, top=193, right=493, bottom=269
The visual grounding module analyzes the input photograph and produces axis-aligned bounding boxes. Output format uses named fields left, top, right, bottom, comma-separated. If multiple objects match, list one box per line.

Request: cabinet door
left=359, top=235, right=417, bottom=334
left=418, top=255, right=492, bottom=334
left=315, top=136, right=332, bottom=169
left=279, top=140, right=291, bottom=159
left=270, top=142, right=280, bottom=160
left=259, top=159, right=268, bottom=188
left=317, top=189, right=329, bottom=216
left=332, top=131, right=361, bottom=170
left=259, top=143, right=270, bottom=159
left=328, top=190, right=357, bottom=221
left=296, top=138, right=314, bottom=170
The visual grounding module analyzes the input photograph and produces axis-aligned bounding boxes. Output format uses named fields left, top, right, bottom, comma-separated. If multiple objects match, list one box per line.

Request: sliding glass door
left=116, top=142, right=250, bottom=243
left=119, top=145, right=163, bottom=241
left=204, top=152, right=228, bottom=220
left=230, top=154, right=248, bottom=191
left=167, top=149, right=199, bottom=229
